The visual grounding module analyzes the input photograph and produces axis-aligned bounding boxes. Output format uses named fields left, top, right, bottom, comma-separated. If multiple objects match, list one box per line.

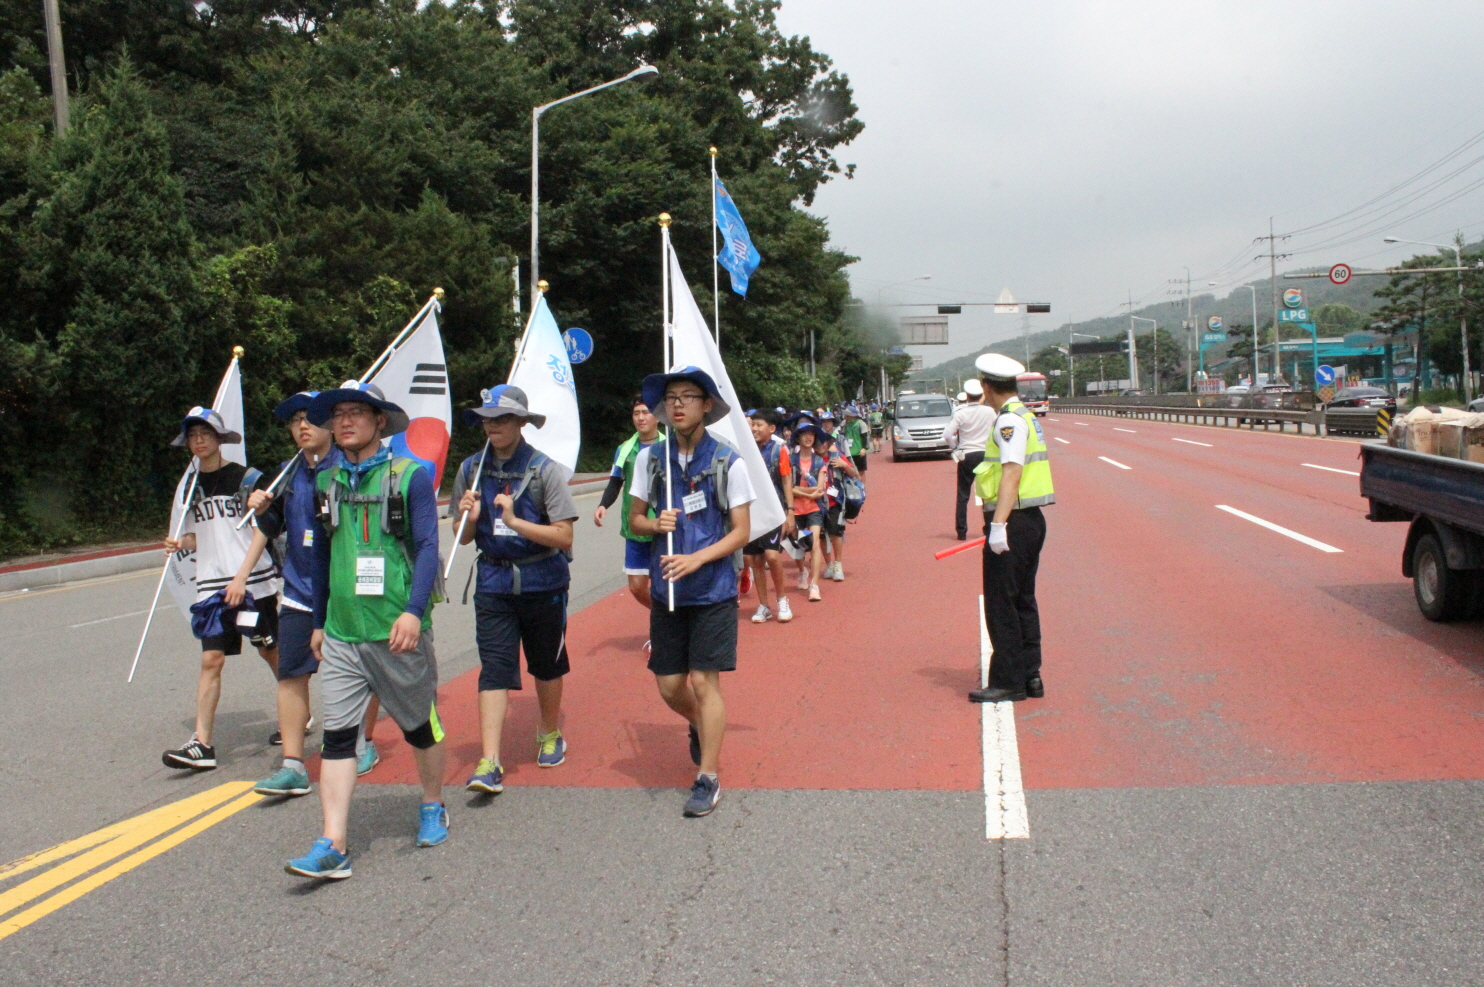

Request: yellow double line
left=0, top=782, right=262, bottom=941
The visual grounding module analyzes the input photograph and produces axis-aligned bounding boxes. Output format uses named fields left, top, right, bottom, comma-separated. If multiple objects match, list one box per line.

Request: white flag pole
left=660, top=213, right=675, bottom=613
left=233, top=451, right=303, bottom=531
left=709, top=146, right=720, bottom=348
left=445, top=284, right=544, bottom=583
left=128, top=461, right=198, bottom=683
left=362, top=293, right=440, bottom=383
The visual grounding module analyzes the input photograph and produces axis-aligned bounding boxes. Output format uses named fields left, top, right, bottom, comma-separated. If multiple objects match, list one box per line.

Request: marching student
left=820, top=428, right=858, bottom=582
left=450, top=386, right=579, bottom=796
left=160, top=408, right=280, bottom=771
left=627, top=367, right=755, bottom=817
left=842, top=405, right=871, bottom=475
left=743, top=409, right=794, bottom=624
left=285, top=382, right=446, bottom=880
left=593, top=396, right=664, bottom=609
left=790, top=422, right=830, bottom=602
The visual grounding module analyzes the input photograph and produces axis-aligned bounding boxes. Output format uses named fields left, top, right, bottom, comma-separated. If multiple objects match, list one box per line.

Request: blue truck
left=1361, top=442, right=1484, bottom=621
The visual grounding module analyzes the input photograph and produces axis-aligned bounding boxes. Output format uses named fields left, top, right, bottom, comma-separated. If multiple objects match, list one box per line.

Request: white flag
left=509, top=295, right=581, bottom=472
left=667, top=244, right=785, bottom=540
left=164, top=357, right=246, bottom=617
left=369, top=303, right=453, bottom=489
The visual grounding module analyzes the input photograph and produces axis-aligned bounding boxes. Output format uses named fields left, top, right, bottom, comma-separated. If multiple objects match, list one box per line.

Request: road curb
left=0, top=478, right=611, bottom=594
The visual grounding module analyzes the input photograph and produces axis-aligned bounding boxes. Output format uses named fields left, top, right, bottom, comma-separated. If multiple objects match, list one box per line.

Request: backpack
left=645, top=438, right=744, bottom=572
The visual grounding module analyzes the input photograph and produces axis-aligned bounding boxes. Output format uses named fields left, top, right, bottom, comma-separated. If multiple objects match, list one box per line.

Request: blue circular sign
left=563, top=327, right=594, bottom=365
left=1315, top=364, right=1336, bottom=386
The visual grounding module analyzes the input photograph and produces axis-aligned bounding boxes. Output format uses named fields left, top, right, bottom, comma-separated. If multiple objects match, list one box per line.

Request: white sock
left=284, top=757, right=305, bottom=773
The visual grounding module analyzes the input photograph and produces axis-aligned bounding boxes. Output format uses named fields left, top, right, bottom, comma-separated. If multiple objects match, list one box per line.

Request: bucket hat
left=306, top=381, right=409, bottom=436
left=171, top=407, right=241, bottom=447
left=641, top=366, right=731, bottom=426
left=462, top=384, right=546, bottom=428
left=272, top=391, right=319, bottom=421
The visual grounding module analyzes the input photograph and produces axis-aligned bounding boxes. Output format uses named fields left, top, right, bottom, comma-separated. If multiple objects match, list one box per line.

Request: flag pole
left=710, top=146, right=720, bottom=348
left=446, top=280, right=545, bottom=584
left=660, top=212, right=675, bottom=613
left=362, top=290, right=442, bottom=383
left=233, top=451, right=304, bottom=530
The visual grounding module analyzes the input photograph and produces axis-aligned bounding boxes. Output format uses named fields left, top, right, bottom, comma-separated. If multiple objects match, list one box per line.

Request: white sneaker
left=751, top=604, right=773, bottom=624
left=832, top=562, right=845, bottom=582
left=776, top=597, right=794, bottom=622
left=796, top=569, right=810, bottom=591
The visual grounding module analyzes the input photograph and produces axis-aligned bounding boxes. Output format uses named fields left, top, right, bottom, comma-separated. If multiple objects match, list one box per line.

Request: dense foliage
left=0, top=0, right=876, bottom=557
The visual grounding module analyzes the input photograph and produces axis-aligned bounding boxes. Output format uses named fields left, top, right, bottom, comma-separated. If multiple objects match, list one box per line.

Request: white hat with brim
left=974, top=353, right=1026, bottom=383
left=462, top=384, right=546, bottom=428
left=171, top=407, right=242, bottom=447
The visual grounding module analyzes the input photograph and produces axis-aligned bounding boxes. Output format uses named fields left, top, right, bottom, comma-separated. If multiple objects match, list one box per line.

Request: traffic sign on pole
left=1328, top=263, right=1352, bottom=285
left=1315, top=364, right=1336, bottom=386
left=563, top=327, right=594, bottom=364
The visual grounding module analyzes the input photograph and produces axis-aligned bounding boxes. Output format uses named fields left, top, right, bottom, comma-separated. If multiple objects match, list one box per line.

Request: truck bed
left=1360, top=442, right=1484, bottom=536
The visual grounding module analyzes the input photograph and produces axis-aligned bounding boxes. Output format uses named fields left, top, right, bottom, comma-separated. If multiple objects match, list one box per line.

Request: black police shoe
left=968, top=686, right=1027, bottom=704
left=1026, top=677, right=1045, bottom=699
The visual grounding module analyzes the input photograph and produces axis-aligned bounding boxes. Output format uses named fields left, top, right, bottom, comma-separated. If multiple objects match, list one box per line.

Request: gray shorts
left=320, top=631, right=439, bottom=734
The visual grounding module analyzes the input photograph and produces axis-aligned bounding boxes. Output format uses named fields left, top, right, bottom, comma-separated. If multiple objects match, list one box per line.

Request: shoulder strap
left=707, top=442, right=734, bottom=516
left=512, top=451, right=547, bottom=521
left=235, top=467, right=263, bottom=508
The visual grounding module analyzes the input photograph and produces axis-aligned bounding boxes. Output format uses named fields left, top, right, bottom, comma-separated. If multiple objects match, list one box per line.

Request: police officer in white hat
left=942, top=377, right=993, bottom=540
left=967, top=353, right=1055, bottom=704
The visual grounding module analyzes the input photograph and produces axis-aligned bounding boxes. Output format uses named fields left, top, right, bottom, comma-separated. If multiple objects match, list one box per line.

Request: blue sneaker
left=254, top=764, right=311, bottom=797
left=416, top=802, right=449, bottom=847
left=356, top=741, right=380, bottom=776
left=285, top=837, right=351, bottom=879
left=465, top=758, right=503, bottom=794
left=536, top=730, right=567, bottom=768
left=683, top=775, right=721, bottom=817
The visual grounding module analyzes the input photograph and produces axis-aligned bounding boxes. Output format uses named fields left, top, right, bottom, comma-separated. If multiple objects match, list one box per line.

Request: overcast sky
left=775, top=0, right=1484, bottom=360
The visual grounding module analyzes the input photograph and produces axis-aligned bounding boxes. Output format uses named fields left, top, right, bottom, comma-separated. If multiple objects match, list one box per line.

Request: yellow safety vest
left=973, top=399, right=1055, bottom=509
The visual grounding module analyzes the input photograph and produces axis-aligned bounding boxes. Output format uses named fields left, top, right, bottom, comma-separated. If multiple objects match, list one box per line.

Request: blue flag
left=714, top=178, right=761, bottom=297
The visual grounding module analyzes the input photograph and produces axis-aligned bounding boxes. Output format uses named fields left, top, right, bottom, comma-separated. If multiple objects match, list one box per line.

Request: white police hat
left=963, top=378, right=984, bottom=397
left=974, top=353, right=1026, bottom=383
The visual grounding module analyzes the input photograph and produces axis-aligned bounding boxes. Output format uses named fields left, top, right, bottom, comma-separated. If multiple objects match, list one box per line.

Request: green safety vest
left=616, top=431, right=663, bottom=543
left=316, top=455, right=432, bottom=644
left=973, top=399, right=1055, bottom=509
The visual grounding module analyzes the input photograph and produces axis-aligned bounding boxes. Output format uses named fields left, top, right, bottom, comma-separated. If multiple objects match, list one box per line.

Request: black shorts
left=822, top=504, right=847, bottom=538
left=852, top=454, right=868, bottom=474
left=870, top=425, right=883, bottom=436
left=200, top=594, right=279, bottom=656
left=743, top=525, right=783, bottom=556
left=276, top=607, right=319, bottom=680
left=648, top=600, right=737, bottom=676
left=796, top=510, right=823, bottom=530
left=475, top=591, right=571, bottom=690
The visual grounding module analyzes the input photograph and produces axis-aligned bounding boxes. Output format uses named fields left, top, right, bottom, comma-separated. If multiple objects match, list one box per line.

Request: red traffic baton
left=934, top=536, right=986, bottom=560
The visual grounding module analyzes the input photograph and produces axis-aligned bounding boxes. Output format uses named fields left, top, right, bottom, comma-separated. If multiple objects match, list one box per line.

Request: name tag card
left=493, top=517, right=520, bottom=537
left=355, top=555, right=385, bottom=596
left=235, top=609, right=259, bottom=628
left=682, top=491, right=708, bottom=514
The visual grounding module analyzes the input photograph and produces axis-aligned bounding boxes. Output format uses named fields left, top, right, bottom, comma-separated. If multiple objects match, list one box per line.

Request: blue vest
left=647, top=432, right=739, bottom=607
left=468, top=441, right=570, bottom=595
left=277, top=449, right=341, bottom=611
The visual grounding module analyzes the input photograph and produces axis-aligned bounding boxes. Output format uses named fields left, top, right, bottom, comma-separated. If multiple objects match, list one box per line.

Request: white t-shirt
left=992, top=410, right=1029, bottom=466
left=629, top=444, right=756, bottom=511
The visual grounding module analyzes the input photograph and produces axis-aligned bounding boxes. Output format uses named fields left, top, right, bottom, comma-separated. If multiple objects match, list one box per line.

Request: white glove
left=988, top=522, right=1010, bottom=554
left=951, top=448, right=964, bottom=462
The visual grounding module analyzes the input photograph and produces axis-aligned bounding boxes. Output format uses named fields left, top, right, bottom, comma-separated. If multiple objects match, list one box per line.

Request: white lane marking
left=68, top=605, right=171, bottom=629
left=1113, top=427, right=1137, bottom=433
left=979, top=596, right=1029, bottom=840
left=1215, top=505, right=1343, bottom=553
left=1172, top=437, right=1213, bottom=447
left=1046, top=417, right=1060, bottom=421
left=1301, top=463, right=1360, bottom=476
left=1053, top=437, right=1071, bottom=445
left=1073, top=422, right=1089, bottom=426
left=1099, top=456, right=1132, bottom=470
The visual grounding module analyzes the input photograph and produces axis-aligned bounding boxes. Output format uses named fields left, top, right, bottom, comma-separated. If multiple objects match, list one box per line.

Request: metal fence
left=1051, top=398, right=1385, bottom=438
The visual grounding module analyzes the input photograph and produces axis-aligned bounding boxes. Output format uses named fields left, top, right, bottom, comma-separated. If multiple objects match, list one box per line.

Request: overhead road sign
left=1025, top=303, right=1051, bottom=313
left=901, top=316, right=949, bottom=345
left=1287, top=261, right=1484, bottom=280
left=1069, top=340, right=1126, bottom=356
left=937, top=305, right=961, bottom=315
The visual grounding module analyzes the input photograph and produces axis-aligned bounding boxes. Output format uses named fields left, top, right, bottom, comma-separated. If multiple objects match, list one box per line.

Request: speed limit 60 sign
left=1329, top=263, right=1352, bottom=285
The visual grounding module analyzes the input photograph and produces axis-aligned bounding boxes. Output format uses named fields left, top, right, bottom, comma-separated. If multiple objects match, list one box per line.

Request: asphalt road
left=3, top=421, right=1483, bottom=986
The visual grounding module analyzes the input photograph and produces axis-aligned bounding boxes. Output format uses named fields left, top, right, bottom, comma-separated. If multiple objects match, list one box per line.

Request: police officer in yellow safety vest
left=968, top=354, right=1055, bottom=704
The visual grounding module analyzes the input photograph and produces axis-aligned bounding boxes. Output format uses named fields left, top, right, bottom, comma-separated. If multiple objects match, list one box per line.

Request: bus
left=1017, top=372, right=1049, bottom=416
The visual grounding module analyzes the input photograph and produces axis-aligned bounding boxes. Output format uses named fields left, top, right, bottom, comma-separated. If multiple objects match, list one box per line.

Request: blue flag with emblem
left=714, top=178, right=761, bottom=297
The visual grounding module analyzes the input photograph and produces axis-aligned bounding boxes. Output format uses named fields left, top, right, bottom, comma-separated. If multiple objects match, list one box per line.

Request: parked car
left=1326, top=386, right=1396, bottom=411
left=890, top=395, right=955, bottom=461
left=1225, top=384, right=1251, bottom=395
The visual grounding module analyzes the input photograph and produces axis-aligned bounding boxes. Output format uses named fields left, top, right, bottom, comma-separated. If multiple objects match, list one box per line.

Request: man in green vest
left=968, top=354, right=1055, bottom=704
left=285, top=382, right=447, bottom=880
left=593, top=395, right=664, bottom=609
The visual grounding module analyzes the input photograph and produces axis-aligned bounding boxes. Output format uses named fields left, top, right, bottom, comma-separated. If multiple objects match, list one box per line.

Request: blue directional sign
left=563, top=327, right=594, bottom=365
left=1315, top=364, right=1336, bottom=386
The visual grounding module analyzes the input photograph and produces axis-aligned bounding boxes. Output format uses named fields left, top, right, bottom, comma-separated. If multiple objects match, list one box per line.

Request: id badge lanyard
left=353, top=470, right=385, bottom=596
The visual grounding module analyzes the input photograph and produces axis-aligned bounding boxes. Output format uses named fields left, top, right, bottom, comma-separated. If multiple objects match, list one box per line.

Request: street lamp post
left=1070, top=331, right=1098, bottom=397
left=531, top=65, right=658, bottom=309
left=1385, top=235, right=1470, bottom=403
left=1216, top=282, right=1260, bottom=388
left=1131, top=316, right=1157, bottom=394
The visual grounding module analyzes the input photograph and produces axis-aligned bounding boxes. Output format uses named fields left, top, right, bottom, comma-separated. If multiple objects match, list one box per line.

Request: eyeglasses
left=288, top=412, right=309, bottom=426
left=330, top=406, right=375, bottom=422
left=663, top=393, right=708, bottom=406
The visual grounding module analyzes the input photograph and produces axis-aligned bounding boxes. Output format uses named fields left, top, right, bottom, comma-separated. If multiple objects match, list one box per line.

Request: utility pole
left=41, top=0, right=69, bottom=135
left=1120, top=290, right=1139, bottom=389
left=1255, top=218, right=1291, bottom=386
left=1169, top=268, right=1193, bottom=392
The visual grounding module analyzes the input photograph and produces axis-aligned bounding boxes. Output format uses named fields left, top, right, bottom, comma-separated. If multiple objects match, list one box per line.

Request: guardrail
left=1052, top=401, right=1388, bottom=438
